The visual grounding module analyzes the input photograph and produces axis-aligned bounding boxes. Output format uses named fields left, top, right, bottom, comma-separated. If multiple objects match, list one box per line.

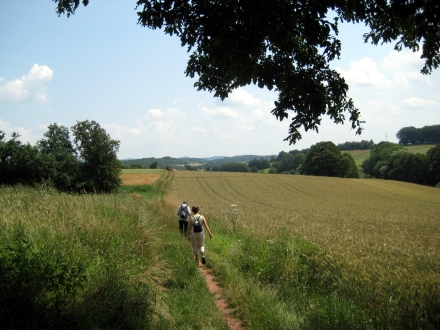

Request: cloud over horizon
left=0, top=64, right=53, bottom=103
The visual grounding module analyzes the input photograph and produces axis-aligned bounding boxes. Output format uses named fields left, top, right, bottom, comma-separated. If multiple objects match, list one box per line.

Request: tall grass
left=0, top=184, right=171, bottom=329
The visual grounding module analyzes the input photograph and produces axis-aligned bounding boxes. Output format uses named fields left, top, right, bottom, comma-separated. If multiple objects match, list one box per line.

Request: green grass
left=343, top=149, right=371, bottom=167
left=118, top=184, right=156, bottom=198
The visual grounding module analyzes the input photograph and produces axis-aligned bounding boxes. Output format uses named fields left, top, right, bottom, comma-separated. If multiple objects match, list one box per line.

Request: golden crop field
left=120, top=169, right=164, bottom=185
left=171, top=171, right=440, bottom=318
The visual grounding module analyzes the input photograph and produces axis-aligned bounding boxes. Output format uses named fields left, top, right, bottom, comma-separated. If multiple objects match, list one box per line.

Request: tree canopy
left=54, top=0, right=440, bottom=144
left=0, top=121, right=121, bottom=193
left=396, top=125, right=440, bottom=145
left=300, top=141, right=359, bottom=177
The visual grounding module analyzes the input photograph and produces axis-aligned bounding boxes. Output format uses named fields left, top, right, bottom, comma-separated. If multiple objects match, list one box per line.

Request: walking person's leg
left=200, top=232, right=206, bottom=264
left=191, top=233, right=200, bottom=265
left=183, top=220, right=188, bottom=237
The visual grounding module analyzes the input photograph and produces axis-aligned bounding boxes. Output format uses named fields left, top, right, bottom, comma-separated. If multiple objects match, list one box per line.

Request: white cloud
left=380, top=50, right=432, bottom=88
left=147, top=109, right=163, bottom=118
left=401, top=97, right=440, bottom=108
left=381, top=50, right=423, bottom=71
left=0, top=64, right=53, bottom=103
left=337, top=57, right=392, bottom=90
left=191, top=127, right=206, bottom=133
left=103, top=123, right=142, bottom=138
left=0, top=118, right=38, bottom=144
left=166, top=107, right=186, bottom=117
left=200, top=105, right=244, bottom=120
left=241, top=124, right=254, bottom=131
left=226, top=87, right=262, bottom=106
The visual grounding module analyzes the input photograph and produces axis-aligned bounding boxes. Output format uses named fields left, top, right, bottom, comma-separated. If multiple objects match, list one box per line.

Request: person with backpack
left=187, top=205, right=212, bottom=266
left=177, top=201, right=191, bottom=236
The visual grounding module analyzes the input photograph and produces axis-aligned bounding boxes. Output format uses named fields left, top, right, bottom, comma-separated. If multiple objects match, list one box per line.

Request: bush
left=0, top=227, right=86, bottom=329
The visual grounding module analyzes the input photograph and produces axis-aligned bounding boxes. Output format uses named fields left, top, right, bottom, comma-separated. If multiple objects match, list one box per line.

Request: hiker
left=177, top=201, right=191, bottom=236
left=187, top=205, right=213, bottom=266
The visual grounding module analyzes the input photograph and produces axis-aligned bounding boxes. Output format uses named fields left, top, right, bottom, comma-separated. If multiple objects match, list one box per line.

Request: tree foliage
left=37, top=123, right=78, bottom=190
left=0, top=135, right=42, bottom=186
left=396, top=125, right=440, bottom=145
left=300, top=141, right=359, bottom=178
left=248, top=158, right=271, bottom=170
left=71, top=120, right=122, bottom=193
left=53, top=0, right=440, bottom=144
left=210, top=162, right=250, bottom=172
left=0, top=121, right=121, bottom=193
left=361, top=142, right=404, bottom=178
left=362, top=142, right=440, bottom=186
left=338, top=140, right=375, bottom=151
left=426, top=145, right=440, bottom=185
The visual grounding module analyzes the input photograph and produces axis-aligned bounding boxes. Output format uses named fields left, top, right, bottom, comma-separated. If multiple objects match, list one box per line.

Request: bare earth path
left=198, top=267, right=244, bottom=330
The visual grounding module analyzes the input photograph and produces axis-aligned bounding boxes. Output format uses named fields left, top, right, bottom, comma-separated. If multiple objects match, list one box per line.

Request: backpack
left=193, top=215, right=203, bottom=233
left=179, top=204, right=188, bottom=218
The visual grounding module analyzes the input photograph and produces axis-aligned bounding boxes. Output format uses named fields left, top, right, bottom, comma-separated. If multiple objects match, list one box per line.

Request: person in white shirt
left=187, top=205, right=213, bottom=266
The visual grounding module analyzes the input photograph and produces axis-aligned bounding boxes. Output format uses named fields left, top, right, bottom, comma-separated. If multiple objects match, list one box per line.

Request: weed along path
left=199, top=267, right=244, bottom=330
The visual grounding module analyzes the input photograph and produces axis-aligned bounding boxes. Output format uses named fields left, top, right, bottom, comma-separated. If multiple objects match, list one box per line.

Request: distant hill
left=120, top=154, right=275, bottom=169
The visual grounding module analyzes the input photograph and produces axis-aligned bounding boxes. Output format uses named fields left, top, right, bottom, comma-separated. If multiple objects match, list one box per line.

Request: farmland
left=172, top=171, right=440, bottom=328
left=120, top=168, right=163, bottom=185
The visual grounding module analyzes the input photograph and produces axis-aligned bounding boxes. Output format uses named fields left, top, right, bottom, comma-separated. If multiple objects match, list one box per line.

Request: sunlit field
left=173, top=171, right=440, bottom=326
left=120, top=169, right=164, bottom=186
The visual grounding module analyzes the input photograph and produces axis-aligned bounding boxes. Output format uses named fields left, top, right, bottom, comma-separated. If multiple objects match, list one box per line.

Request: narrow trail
left=198, top=266, right=245, bottom=330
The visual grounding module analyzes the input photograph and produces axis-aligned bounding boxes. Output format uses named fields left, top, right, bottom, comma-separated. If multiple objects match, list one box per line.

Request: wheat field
left=171, top=171, right=440, bottom=323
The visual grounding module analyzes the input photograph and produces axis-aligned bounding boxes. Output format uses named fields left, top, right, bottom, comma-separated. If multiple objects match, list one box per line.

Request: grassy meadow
left=171, top=171, right=440, bottom=329
left=2, top=168, right=439, bottom=329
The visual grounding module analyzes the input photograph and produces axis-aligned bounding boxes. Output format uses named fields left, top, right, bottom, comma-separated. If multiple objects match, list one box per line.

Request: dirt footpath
left=199, top=267, right=244, bottom=330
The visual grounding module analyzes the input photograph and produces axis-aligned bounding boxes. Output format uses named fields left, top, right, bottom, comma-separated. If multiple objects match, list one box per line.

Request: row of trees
left=338, top=140, right=375, bottom=151
left=248, top=158, right=271, bottom=171
left=396, top=125, right=440, bottom=145
left=210, top=162, right=250, bottom=173
left=0, top=121, right=121, bottom=193
left=362, top=142, right=440, bottom=186
left=124, top=161, right=158, bottom=169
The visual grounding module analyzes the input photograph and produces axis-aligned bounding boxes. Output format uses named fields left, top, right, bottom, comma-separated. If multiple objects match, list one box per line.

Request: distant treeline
left=396, top=125, right=440, bottom=145
left=0, top=121, right=121, bottom=193
left=121, top=154, right=274, bottom=170
left=338, top=140, right=375, bottom=150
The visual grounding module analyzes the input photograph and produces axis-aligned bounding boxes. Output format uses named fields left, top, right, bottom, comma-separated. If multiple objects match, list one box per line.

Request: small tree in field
left=71, top=120, right=121, bottom=193
left=301, top=141, right=359, bottom=178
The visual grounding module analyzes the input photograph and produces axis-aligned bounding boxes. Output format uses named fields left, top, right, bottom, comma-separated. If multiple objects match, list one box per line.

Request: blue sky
left=1, top=1, right=439, bottom=159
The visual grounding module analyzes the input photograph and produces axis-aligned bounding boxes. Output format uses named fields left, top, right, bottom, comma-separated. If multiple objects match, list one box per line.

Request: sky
left=1, top=1, right=439, bottom=159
